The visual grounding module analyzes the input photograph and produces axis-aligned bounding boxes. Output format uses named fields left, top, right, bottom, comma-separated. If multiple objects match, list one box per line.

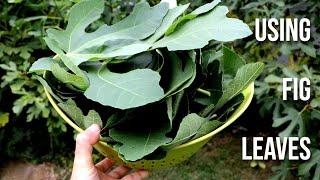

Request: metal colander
left=44, top=82, right=254, bottom=170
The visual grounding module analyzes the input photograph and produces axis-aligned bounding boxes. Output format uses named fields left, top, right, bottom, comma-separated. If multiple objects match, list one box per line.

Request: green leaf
left=0, top=112, right=10, bottom=128
left=162, top=113, right=206, bottom=150
left=51, top=64, right=88, bottom=91
left=311, top=98, right=320, bottom=108
left=58, top=99, right=102, bottom=129
left=200, top=49, right=223, bottom=71
left=104, top=113, right=124, bottom=129
left=47, top=0, right=169, bottom=64
left=299, top=43, right=316, bottom=58
left=29, top=56, right=87, bottom=90
left=164, top=52, right=196, bottom=96
left=193, top=120, right=223, bottom=139
left=165, top=0, right=221, bottom=35
left=196, top=59, right=222, bottom=106
left=43, top=37, right=89, bottom=89
left=200, top=93, right=245, bottom=121
left=166, top=90, right=184, bottom=126
left=153, top=6, right=252, bottom=51
left=214, top=62, right=264, bottom=111
left=264, top=74, right=283, bottom=83
left=216, top=94, right=244, bottom=120
left=192, top=0, right=221, bottom=15
left=269, top=159, right=291, bottom=180
left=84, top=64, right=164, bottom=109
left=273, top=107, right=306, bottom=138
left=36, top=76, right=63, bottom=103
left=110, top=125, right=171, bottom=161
left=298, top=149, right=320, bottom=180
left=221, top=46, right=245, bottom=76
left=165, top=14, right=197, bottom=36
left=29, top=57, right=57, bottom=72
left=147, top=4, right=189, bottom=43
left=7, top=0, right=23, bottom=3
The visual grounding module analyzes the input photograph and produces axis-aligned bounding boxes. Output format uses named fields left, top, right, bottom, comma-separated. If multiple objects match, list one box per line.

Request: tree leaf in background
left=162, top=113, right=206, bottom=150
left=213, top=62, right=264, bottom=111
left=107, top=51, right=163, bottom=73
left=58, top=99, right=102, bottom=129
left=164, top=52, right=196, bottom=96
left=109, top=125, right=171, bottom=161
left=165, top=14, right=197, bottom=36
left=299, top=43, right=316, bottom=58
left=84, top=64, right=164, bottom=109
left=273, top=107, right=306, bottom=138
left=192, top=0, right=221, bottom=15
left=71, top=3, right=189, bottom=63
left=153, top=6, right=252, bottom=51
left=221, top=45, right=245, bottom=76
left=193, top=120, right=223, bottom=139
left=298, top=149, right=320, bottom=180
left=165, top=0, right=221, bottom=35
left=199, top=94, right=245, bottom=127
left=104, top=110, right=137, bottom=129
left=0, top=112, right=10, bottom=128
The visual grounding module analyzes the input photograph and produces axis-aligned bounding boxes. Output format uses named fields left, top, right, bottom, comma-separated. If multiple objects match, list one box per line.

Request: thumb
left=72, top=124, right=100, bottom=175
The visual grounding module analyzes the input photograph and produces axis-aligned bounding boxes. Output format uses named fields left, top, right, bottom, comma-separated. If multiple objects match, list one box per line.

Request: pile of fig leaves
left=29, top=0, right=264, bottom=161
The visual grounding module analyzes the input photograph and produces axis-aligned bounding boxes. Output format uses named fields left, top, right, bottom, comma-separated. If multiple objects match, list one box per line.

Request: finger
left=108, top=165, right=131, bottom=179
left=95, top=158, right=114, bottom=172
left=122, top=170, right=149, bottom=180
left=73, top=124, right=100, bottom=172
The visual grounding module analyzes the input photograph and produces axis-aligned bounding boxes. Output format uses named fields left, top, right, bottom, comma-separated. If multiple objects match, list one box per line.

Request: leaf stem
left=197, top=88, right=211, bottom=97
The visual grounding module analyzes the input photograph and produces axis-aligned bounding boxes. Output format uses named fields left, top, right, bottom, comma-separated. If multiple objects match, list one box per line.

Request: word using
left=255, top=18, right=310, bottom=42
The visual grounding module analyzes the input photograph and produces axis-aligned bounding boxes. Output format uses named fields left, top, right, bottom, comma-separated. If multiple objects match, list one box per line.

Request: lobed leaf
left=84, top=64, right=164, bottom=109
left=110, top=125, right=171, bottom=161
left=153, top=6, right=252, bottom=51
left=58, top=99, right=102, bottom=129
left=162, top=113, right=207, bottom=149
left=165, top=0, right=221, bottom=35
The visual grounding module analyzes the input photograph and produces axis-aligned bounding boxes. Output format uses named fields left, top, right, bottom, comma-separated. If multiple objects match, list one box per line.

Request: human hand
left=71, top=124, right=149, bottom=180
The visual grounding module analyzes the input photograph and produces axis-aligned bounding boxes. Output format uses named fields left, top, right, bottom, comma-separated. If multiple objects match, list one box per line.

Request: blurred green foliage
left=0, top=0, right=319, bottom=179
left=221, top=0, right=320, bottom=179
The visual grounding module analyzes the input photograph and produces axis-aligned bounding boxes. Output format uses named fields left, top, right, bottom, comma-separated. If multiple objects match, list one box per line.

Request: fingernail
left=88, top=124, right=100, bottom=133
